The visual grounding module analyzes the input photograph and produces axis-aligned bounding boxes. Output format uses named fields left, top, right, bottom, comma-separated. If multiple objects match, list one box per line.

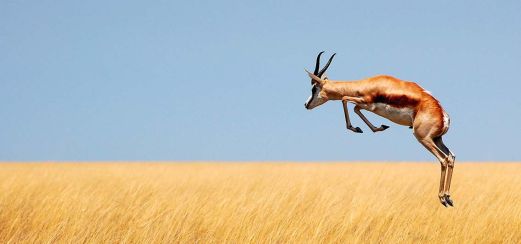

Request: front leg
left=342, top=99, right=363, bottom=133
left=354, top=105, right=389, bottom=132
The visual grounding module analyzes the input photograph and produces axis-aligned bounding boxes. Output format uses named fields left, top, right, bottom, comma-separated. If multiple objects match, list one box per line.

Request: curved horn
left=313, top=51, right=325, bottom=75
left=318, top=53, right=336, bottom=77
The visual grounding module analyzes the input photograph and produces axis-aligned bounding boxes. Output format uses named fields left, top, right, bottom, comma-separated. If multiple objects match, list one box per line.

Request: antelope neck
left=324, top=81, right=362, bottom=100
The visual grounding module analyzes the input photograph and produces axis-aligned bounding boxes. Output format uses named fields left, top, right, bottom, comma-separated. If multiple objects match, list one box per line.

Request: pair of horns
left=313, top=51, right=336, bottom=78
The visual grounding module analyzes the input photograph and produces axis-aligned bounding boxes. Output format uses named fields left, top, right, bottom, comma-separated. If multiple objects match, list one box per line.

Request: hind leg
left=416, top=136, right=451, bottom=206
left=434, top=137, right=456, bottom=206
left=413, top=119, right=453, bottom=207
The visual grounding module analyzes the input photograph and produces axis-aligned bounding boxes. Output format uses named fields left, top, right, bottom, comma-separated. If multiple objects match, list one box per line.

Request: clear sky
left=1, top=1, right=520, bottom=161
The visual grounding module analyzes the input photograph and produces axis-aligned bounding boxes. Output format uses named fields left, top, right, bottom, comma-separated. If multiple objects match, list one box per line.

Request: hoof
left=445, top=196, right=454, bottom=207
left=347, top=127, right=363, bottom=133
left=439, top=196, right=448, bottom=207
left=441, top=201, right=448, bottom=207
left=381, top=125, right=389, bottom=130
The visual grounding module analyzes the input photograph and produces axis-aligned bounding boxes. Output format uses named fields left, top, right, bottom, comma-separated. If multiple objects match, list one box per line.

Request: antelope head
left=304, top=51, right=336, bottom=110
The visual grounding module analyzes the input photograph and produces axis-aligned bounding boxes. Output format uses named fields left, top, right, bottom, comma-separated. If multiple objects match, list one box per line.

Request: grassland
left=0, top=162, right=520, bottom=243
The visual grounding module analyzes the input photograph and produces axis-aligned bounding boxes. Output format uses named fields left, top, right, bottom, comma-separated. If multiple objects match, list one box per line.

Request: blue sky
left=1, top=1, right=520, bottom=161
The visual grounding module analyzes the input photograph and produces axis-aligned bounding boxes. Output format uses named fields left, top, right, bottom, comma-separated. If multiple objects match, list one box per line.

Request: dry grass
left=0, top=162, right=520, bottom=243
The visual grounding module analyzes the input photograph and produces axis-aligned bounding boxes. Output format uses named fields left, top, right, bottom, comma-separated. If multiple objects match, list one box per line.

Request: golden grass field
left=0, top=162, right=520, bottom=243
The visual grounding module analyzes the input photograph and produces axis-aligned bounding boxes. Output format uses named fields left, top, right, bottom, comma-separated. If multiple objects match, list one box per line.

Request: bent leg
left=342, top=100, right=363, bottom=133
left=354, top=105, right=389, bottom=132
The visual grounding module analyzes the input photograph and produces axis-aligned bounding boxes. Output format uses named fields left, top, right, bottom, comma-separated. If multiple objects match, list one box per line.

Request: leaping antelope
left=304, top=51, right=456, bottom=207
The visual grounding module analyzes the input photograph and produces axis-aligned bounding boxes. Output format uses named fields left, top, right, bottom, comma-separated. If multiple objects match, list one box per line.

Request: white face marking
left=304, top=85, right=325, bottom=109
left=305, top=94, right=313, bottom=105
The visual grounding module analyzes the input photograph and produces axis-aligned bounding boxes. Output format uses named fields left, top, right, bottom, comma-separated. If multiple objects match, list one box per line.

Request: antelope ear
left=305, top=69, right=325, bottom=86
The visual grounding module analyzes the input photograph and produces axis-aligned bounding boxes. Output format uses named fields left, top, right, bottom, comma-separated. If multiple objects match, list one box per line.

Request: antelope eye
left=312, top=86, right=317, bottom=93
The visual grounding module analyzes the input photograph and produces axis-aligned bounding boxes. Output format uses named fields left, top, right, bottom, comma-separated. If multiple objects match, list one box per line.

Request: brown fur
left=315, top=75, right=446, bottom=133
left=306, top=71, right=455, bottom=206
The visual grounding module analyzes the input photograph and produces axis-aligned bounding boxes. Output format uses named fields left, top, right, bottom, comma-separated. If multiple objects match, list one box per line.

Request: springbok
left=304, top=51, right=456, bottom=207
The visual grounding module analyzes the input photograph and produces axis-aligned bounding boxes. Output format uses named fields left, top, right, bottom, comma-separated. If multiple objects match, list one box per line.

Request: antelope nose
left=304, top=102, right=308, bottom=108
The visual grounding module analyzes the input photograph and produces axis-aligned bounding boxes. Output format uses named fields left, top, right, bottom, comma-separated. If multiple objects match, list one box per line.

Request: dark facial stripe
left=305, top=86, right=318, bottom=109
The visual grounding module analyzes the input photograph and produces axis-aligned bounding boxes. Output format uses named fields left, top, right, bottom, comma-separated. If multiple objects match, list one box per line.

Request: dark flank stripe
left=373, top=94, right=419, bottom=108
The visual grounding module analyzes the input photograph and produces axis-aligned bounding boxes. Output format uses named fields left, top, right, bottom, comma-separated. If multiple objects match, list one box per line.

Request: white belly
left=361, top=103, right=414, bottom=126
